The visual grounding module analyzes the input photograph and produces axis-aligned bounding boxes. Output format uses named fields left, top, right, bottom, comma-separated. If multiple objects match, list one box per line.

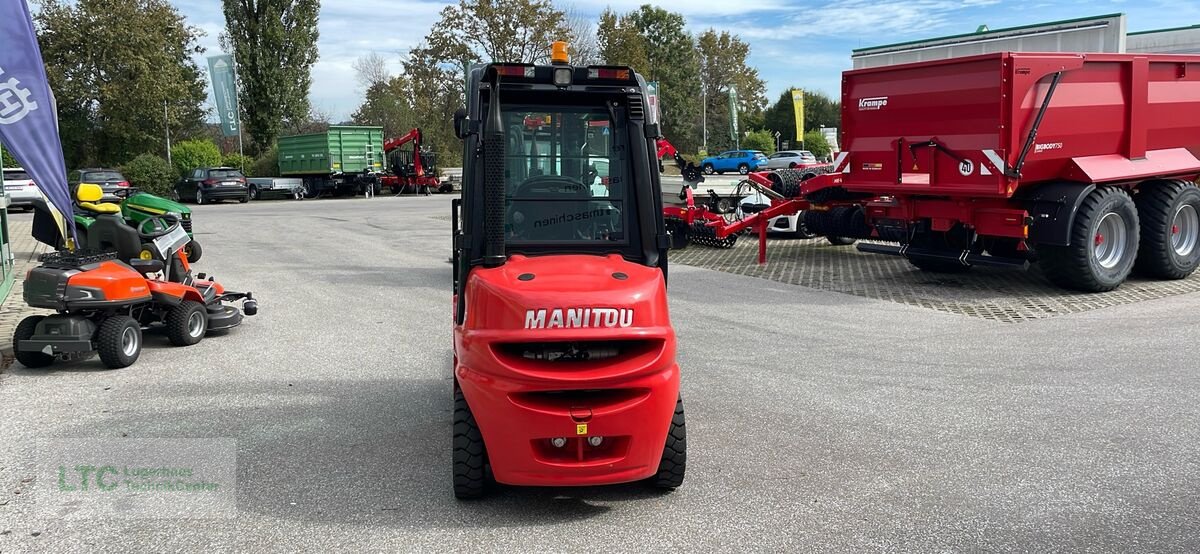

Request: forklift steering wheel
left=136, top=214, right=182, bottom=239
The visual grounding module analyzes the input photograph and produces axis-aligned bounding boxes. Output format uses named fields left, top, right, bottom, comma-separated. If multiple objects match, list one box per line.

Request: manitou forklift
left=449, top=42, right=685, bottom=498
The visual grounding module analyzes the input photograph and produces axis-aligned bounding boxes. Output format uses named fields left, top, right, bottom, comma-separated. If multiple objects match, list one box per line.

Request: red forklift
left=379, top=128, right=452, bottom=194
left=448, top=43, right=685, bottom=498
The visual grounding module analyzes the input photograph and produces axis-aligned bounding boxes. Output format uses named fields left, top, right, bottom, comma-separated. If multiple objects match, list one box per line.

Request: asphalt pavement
left=1, top=196, right=1198, bottom=552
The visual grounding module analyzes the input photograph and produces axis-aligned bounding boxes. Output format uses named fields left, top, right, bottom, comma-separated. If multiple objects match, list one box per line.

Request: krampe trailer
left=277, top=125, right=384, bottom=197
left=677, top=52, right=1200, bottom=292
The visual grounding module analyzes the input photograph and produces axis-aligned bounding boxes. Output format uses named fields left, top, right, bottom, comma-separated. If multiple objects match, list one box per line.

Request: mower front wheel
left=96, top=316, right=141, bottom=369
left=13, top=316, right=54, bottom=369
left=184, top=240, right=203, bottom=262
left=649, top=397, right=687, bottom=490
left=453, top=388, right=490, bottom=499
left=166, top=301, right=208, bottom=346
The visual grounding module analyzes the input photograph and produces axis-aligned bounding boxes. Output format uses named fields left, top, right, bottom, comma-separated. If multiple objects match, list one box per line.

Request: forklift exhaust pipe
left=482, top=68, right=507, bottom=268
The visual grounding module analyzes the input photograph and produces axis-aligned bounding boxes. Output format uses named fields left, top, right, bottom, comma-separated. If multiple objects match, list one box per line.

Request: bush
left=802, top=130, right=832, bottom=159
left=221, top=153, right=253, bottom=172
left=1, top=145, right=18, bottom=168
left=120, top=154, right=175, bottom=197
left=170, top=139, right=221, bottom=177
left=742, top=129, right=776, bottom=156
left=250, top=147, right=278, bottom=177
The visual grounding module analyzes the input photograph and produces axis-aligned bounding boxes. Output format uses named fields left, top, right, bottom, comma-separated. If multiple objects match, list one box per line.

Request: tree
left=742, top=130, right=775, bottom=155
left=802, top=130, right=832, bottom=159
left=697, top=29, right=767, bottom=153
left=763, top=90, right=841, bottom=146
left=170, top=140, right=222, bottom=177
left=425, top=0, right=570, bottom=69
left=564, top=5, right=600, bottom=65
left=120, top=154, right=175, bottom=197
left=627, top=6, right=701, bottom=154
left=351, top=76, right=418, bottom=139
left=1, top=146, right=18, bottom=168
left=352, top=52, right=392, bottom=90
left=36, top=0, right=208, bottom=168
left=402, top=46, right=465, bottom=167
left=222, top=0, right=321, bottom=153
left=597, top=9, right=648, bottom=73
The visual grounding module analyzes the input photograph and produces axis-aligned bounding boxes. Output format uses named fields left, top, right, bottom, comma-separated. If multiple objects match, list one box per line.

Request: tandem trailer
left=277, top=125, right=384, bottom=198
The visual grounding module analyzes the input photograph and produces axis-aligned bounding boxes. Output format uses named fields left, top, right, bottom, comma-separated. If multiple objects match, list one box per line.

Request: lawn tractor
left=13, top=184, right=256, bottom=369
left=448, top=42, right=685, bottom=498
left=69, top=187, right=204, bottom=262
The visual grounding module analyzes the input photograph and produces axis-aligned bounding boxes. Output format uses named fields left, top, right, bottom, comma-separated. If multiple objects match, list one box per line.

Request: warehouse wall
left=1127, top=26, right=1200, bottom=54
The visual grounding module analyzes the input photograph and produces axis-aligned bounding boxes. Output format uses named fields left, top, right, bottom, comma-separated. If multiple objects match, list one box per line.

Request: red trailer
left=817, top=52, right=1200, bottom=291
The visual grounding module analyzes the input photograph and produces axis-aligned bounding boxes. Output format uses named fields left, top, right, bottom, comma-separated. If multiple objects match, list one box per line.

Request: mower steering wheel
left=136, top=214, right=182, bottom=239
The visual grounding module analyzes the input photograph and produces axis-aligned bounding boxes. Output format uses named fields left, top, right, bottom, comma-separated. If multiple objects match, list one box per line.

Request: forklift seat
left=76, top=183, right=121, bottom=214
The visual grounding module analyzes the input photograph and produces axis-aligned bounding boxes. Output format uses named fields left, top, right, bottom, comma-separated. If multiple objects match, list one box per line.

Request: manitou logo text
left=524, top=308, right=634, bottom=329
left=858, top=96, right=888, bottom=111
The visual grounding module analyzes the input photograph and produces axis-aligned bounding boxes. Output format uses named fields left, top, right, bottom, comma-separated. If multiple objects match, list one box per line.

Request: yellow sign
left=575, top=423, right=588, bottom=435
left=791, top=89, right=805, bottom=142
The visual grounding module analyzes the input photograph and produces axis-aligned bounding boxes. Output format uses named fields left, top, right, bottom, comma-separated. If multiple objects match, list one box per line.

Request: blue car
left=700, top=150, right=769, bottom=175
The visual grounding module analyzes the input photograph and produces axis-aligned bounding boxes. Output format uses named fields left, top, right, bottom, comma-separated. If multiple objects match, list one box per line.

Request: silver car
left=2, top=167, right=42, bottom=209
left=763, top=150, right=818, bottom=170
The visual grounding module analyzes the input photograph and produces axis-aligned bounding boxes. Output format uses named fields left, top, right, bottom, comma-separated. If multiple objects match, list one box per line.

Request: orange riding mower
left=13, top=184, right=257, bottom=369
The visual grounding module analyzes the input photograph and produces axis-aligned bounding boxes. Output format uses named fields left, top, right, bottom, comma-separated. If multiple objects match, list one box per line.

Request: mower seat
left=86, top=214, right=143, bottom=261
left=75, top=183, right=121, bottom=215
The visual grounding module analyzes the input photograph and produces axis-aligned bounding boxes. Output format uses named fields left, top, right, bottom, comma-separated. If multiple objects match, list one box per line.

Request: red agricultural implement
left=379, top=128, right=452, bottom=194
left=674, top=52, right=1200, bottom=292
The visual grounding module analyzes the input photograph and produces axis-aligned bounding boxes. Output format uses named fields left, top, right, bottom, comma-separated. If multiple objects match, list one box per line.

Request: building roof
left=852, top=13, right=1123, bottom=54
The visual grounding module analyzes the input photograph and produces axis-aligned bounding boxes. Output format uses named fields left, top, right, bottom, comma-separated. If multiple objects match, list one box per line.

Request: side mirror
left=453, top=108, right=468, bottom=140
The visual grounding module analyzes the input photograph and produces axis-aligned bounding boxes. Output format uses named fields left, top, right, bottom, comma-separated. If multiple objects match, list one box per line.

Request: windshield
left=208, top=169, right=244, bottom=179
left=3, top=170, right=31, bottom=181
left=82, top=170, right=123, bottom=182
left=501, top=104, right=625, bottom=244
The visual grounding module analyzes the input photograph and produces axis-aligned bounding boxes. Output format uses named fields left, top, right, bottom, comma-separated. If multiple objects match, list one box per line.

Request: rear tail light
left=203, top=179, right=216, bottom=187
left=117, top=181, right=130, bottom=187
left=495, top=64, right=535, bottom=78
left=586, top=67, right=631, bottom=80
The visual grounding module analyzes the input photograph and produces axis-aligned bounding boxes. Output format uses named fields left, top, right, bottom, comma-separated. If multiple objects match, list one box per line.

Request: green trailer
left=277, top=125, right=385, bottom=197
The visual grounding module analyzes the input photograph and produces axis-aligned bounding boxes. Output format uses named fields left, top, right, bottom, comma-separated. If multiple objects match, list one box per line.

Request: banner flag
left=0, top=0, right=74, bottom=246
left=791, top=89, right=805, bottom=142
left=207, top=55, right=241, bottom=137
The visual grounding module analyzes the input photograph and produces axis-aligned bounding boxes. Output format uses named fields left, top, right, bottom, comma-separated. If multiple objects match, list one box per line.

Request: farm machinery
left=380, top=127, right=452, bottom=194
left=448, top=43, right=684, bottom=498
left=672, top=52, right=1200, bottom=292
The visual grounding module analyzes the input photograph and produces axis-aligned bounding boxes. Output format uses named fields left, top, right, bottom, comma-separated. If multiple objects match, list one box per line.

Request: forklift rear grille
left=494, top=339, right=661, bottom=364
left=627, top=95, right=644, bottom=120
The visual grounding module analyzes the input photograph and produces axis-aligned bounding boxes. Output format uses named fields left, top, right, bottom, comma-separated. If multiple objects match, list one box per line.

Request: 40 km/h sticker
left=959, top=159, right=974, bottom=176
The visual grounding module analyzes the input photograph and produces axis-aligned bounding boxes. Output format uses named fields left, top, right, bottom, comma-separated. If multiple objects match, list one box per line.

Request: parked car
left=175, top=167, right=249, bottom=204
left=2, top=167, right=41, bottom=210
left=763, top=150, right=818, bottom=170
left=700, top=150, right=768, bottom=175
left=68, top=168, right=130, bottom=200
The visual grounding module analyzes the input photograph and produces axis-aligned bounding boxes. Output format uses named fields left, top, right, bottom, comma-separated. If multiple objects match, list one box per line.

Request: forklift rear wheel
left=184, top=240, right=203, bottom=262
left=166, top=301, right=208, bottom=346
left=96, top=316, right=141, bottom=369
left=13, top=316, right=54, bottom=369
left=1038, top=186, right=1139, bottom=292
left=453, top=388, right=489, bottom=499
left=649, top=397, right=687, bottom=490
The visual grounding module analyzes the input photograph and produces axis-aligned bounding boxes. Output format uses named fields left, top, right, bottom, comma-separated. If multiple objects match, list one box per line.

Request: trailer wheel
left=96, top=316, right=141, bottom=369
left=249, top=185, right=261, bottom=200
left=649, top=397, right=686, bottom=490
left=165, top=301, right=207, bottom=346
left=1134, top=180, right=1200, bottom=280
left=1038, top=186, right=1139, bottom=292
left=13, top=316, right=54, bottom=369
left=452, top=388, right=489, bottom=499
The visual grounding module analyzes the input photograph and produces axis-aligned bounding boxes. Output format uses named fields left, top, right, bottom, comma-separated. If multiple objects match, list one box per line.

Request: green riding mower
left=70, top=188, right=203, bottom=262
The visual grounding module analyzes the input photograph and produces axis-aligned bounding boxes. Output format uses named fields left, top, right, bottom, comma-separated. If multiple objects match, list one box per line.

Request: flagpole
left=164, top=100, right=172, bottom=166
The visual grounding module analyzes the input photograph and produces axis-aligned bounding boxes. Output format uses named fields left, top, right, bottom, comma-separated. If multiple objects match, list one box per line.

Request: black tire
left=737, top=163, right=750, bottom=175
left=439, top=183, right=454, bottom=193
left=788, top=162, right=797, bottom=169
left=770, top=169, right=805, bottom=198
left=184, top=240, right=203, bottom=263
left=715, top=198, right=732, bottom=214
left=165, top=300, right=207, bottom=346
left=239, top=194, right=249, bottom=203
left=702, top=163, right=715, bottom=175
left=1038, top=186, right=1139, bottom=292
left=649, top=397, right=686, bottom=489
left=793, top=214, right=817, bottom=239
left=194, top=190, right=205, bottom=205
left=249, top=185, right=261, bottom=200
left=453, top=387, right=489, bottom=499
left=96, top=316, right=141, bottom=369
left=1133, top=181, right=1200, bottom=279
left=826, top=236, right=857, bottom=246
left=13, top=316, right=54, bottom=369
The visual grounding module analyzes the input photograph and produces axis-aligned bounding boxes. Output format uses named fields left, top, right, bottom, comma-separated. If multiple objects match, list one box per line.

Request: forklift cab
left=452, top=56, right=670, bottom=316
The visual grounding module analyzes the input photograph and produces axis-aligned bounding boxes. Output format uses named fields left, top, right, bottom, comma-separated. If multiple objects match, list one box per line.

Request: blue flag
left=0, top=0, right=75, bottom=246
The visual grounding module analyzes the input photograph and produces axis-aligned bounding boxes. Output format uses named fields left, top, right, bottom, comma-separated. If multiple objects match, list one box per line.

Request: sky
left=165, top=0, right=1200, bottom=122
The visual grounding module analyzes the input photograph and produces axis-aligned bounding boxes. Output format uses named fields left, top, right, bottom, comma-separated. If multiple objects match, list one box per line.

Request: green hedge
left=170, top=140, right=221, bottom=177
left=121, top=154, right=176, bottom=197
